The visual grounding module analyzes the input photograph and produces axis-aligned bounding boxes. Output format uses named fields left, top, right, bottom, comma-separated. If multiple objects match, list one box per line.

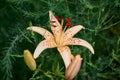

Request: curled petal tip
left=33, top=47, right=41, bottom=59
left=89, top=48, right=94, bottom=54
left=49, top=10, right=52, bottom=13
left=91, top=48, right=95, bottom=54
left=49, top=11, right=53, bottom=16
left=33, top=55, right=37, bottom=59
left=27, top=27, right=32, bottom=30
left=78, top=25, right=85, bottom=29
left=92, top=51, right=95, bottom=54
left=81, top=25, right=85, bottom=29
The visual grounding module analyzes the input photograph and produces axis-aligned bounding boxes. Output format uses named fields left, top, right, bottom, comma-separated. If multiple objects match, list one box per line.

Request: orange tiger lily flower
left=27, top=11, right=94, bottom=68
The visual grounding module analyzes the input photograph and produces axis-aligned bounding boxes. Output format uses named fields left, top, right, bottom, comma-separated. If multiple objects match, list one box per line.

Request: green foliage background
left=0, top=0, right=120, bottom=80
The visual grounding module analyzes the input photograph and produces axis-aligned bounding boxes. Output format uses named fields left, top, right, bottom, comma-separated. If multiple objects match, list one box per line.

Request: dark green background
left=0, top=0, right=120, bottom=80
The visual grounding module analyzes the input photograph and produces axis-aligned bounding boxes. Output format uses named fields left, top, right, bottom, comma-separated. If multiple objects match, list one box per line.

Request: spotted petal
left=63, top=25, right=84, bottom=40
left=34, top=40, right=57, bottom=59
left=49, top=11, right=62, bottom=43
left=27, top=26, right=54, bottom=40
left=63, top=38, right=94, bottom=54
left=57, top=46, right=71, bottom=68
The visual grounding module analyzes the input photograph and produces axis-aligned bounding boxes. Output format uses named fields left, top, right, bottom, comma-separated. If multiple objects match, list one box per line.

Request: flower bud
left=24, top=50, right=36, bottom=71
left=71, top=54, right=75, bottom=61
left=65, top=55, right=82, bottom=80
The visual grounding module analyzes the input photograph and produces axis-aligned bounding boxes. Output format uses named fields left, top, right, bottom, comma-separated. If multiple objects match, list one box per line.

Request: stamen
left=55, top=16, right=61, bottom=20
left=66, top=23, right=73, bottom=27
left=61, top=18, right=64, bottom=27
left=66, top=17, right=73, bottom=27
left=67, top=17, right=71, bottom=23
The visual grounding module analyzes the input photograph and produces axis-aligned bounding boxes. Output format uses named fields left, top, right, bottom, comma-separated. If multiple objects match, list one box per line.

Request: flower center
left=51, top=16, right=73, bottom=46
left=51, top=16, right=73, bottom=31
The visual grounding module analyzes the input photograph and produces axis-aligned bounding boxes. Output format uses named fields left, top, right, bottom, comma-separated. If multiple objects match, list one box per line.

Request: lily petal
left=49, top=11, right=62, bottom=43
left=63, top=38, right=94, bottom=54
left=63, top=25, right=84, bottom=40
left=57, top=46, right=71, bottom=68
left=27, top=26, right=54, bottom=40
left=34, top=40, right=57, bottom=59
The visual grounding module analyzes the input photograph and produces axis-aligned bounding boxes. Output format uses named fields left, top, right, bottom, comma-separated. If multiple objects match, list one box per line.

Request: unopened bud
left=65, top=55, right=82, bottom=80
left=24, top=50, right=36, bottom=71
left=71, top=54, right=75, bottom=61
